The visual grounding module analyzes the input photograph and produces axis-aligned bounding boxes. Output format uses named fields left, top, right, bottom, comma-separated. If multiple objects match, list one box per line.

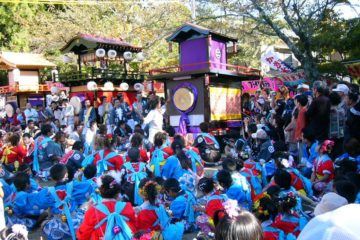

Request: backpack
left=94, top=201, right=133, bottom=240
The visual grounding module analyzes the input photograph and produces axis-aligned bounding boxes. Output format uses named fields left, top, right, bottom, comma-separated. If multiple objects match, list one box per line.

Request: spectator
left=345, top=91, right=360, bottom=142
left=294, top=94, right=308, bottom=141
left=306, top=81, right=331, bottom=141
left=329, top=92, right=346, bottom=158
left=24, top=103, right=39, bottom=124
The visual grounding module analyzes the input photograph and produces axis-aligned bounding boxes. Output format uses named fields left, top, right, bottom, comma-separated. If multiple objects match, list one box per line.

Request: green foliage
left=0, top=3, right=43, bottom=51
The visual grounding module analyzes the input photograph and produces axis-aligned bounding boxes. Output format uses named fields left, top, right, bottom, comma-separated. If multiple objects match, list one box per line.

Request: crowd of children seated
left=0, top=117, right=359, bottom=240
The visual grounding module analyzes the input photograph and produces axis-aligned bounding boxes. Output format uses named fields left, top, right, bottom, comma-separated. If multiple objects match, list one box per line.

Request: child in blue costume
left=162, top=139, right=191, bottom=178
left=299, top=128, right=319, bottom=178
left=78, top=165, right=101, bottom=207
left=163, top=178, right=197, bottom=232
left=149, top=132, right=173, bottom=177
left=7, top=172, right=52, bottom=230
left=217, top=170, right=252, bottom=210
left=274, top=169, right=303, bottom=213
left=42, top=164, right=92, bottom=240
left=122, top=147, right=149, bottom=206
left=16, top=164, right=40, bottom=192
left=135, top=178, right=184, bottom=240
left=335, top=138, right=360, bottom=172
left=221, top=158, right=252, bottom=200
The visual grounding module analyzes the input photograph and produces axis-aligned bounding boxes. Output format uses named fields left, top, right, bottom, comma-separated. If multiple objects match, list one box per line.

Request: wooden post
left=78, top=54, right=82, bottom=73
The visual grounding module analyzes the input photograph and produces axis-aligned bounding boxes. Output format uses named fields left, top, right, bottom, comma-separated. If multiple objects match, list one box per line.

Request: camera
left=271, top=91, right=277, bottom=96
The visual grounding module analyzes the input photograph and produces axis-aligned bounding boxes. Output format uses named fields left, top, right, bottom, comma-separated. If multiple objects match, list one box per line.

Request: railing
left=57, top=68, right=147, bottom=83
left=149, top=61, right=261, bottom=76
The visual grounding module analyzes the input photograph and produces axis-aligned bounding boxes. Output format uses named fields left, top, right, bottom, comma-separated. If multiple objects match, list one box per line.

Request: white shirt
left=62, top=105, right=74, bottom=126
left=24, top=108, right=39, bottom=123
left=143, top=109, right=163, bottom=143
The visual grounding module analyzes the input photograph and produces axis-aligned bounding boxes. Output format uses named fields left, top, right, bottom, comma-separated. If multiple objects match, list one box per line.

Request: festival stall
left=149, top=23, right=261, bottom=135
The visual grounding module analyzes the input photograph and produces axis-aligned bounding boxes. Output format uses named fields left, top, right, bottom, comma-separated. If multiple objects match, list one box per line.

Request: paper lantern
left=123, top=51, right=133, bottom=61
left=120, top=82, right=129, bottom=91
left=87, top=81, right=97, bottom=91
left=107, top=49, right=117, bottom=59
left=95, top=48, right=106, bottom=58
left=134, top=83, right=144, bottom=91
left=136, top=52, right=145, bottom=62
left=104, top=81, right=114, bottom=90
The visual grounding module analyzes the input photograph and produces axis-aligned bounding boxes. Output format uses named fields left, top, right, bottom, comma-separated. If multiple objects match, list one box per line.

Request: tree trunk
left=302, top=56, right=319, bottom=83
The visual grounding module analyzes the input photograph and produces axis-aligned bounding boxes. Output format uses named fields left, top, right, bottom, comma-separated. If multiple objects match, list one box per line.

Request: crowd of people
left=0, top=80, right=358, bottom=240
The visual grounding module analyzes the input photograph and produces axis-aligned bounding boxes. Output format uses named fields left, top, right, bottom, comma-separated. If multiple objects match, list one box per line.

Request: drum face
left=173, top=87, right=194, bottom=111
left=70, top=96, right=81, bottom=115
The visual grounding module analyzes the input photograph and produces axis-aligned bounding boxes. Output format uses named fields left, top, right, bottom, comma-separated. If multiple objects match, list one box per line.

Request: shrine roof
left=0, top=51, right=56, bottom=70
left=167, top=22, right=237, bottom=43
left=61, top=33, right=142, bottom=54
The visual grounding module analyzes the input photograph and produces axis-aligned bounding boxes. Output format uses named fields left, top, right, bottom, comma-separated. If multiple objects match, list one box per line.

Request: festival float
left=149, top=23, right=261, bottom=137
left=57, top=33, right=147, bottom=109
left=0, top=51, right=63, bottom=112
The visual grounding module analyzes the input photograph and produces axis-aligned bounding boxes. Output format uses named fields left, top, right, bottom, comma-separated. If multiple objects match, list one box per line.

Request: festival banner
left=242, top=78, right=283, bottom=93
left=261, top=50, right=294, bottom=73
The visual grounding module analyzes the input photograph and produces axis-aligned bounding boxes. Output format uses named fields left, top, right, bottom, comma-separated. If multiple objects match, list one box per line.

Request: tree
left=27, top=1, right=191, bottom=71
left=0, top=3, right=42, bottom=51
left=197, top=0, right=357, bottom=82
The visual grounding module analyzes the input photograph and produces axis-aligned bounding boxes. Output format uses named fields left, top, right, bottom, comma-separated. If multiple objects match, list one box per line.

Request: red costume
left=0, top=145, right=27, bottom=165
left=272, top=212, right=301, bottom=237
left=136, top=205, right=160, bottom=232
left=93, top=150, right=124, bottom=171
left=313, top=154, right=334, bottom=182
left=77, top=200, right=136, bottom=240
left=205, top=192, right=226, bottom=220
left=126, top=148, right=149, bottom=163
left=23, top=142, right=34, bottom=164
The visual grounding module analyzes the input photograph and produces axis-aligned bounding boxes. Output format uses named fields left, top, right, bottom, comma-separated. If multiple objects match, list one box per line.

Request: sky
left=335, top=0, right=360, bottom=19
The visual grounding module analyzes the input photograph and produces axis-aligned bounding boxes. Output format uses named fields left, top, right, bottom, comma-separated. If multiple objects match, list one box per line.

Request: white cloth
left=314, top=192, right=348, bottom=216
left=298, top=204, right=360, bottom=240
left=143, top=109, right=163, bottom=144
left=24, top=108, right=39, bottom=123
left=85, top=129, right=96, bottom=147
